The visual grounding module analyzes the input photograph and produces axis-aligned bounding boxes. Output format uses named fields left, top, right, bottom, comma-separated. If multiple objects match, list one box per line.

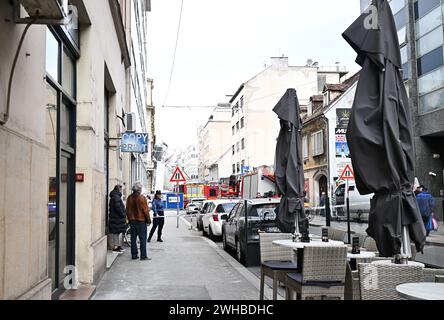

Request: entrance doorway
left=318, top=175, right=328, bottom=206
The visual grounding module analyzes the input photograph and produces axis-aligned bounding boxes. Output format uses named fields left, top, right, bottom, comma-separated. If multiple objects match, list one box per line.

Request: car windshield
left=249, top=204, right=278, bottom=220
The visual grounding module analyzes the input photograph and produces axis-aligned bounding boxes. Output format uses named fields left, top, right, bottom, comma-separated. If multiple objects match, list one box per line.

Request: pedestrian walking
left=148, top=190, right=165, bottom=242
left=416, top=186, right=436, bottom=237
left=126, top=182, right=152, bottom=260
left=109, top=185, right=127, bottom=253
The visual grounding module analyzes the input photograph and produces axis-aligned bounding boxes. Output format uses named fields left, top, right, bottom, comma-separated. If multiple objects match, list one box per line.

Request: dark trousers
left=149, top=217, right=165, bottom=241
left=130, top=221, right=147, bottom=259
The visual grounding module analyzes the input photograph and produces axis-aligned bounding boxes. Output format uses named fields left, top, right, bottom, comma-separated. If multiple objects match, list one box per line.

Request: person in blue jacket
left=416, top=186, right=435, bottom=236
left=148, top=190, right=165, bottom=242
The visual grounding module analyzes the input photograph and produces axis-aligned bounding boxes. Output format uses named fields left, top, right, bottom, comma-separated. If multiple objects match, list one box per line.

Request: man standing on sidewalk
left=126, top=182, right=152, bottom=260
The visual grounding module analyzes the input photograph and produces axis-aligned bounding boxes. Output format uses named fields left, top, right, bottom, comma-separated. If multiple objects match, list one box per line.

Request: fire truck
left=177, top=183, right=220, bottom=206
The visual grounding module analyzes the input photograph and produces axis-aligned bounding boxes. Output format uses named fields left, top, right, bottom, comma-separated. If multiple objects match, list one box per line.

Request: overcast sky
left=147, top=0, right=361, bottom=152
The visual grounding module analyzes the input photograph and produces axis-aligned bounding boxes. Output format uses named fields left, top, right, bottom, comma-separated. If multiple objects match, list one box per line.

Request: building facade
left=0, top=0, right=153, bottom=299
left=360, top=0, right=444, bottom=220
left=302, top=74, right=359, bottom=207
left=198, top=106, right=232, bottom=182
left=229, top=57, right=348, bottom=178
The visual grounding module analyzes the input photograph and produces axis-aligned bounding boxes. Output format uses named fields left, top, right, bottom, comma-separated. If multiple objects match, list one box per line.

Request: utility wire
left=163, top=0, right=185, bottom=107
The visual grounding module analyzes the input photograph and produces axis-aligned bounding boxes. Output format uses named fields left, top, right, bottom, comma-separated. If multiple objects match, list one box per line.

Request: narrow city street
left=93, top=210, right=279, bottom=300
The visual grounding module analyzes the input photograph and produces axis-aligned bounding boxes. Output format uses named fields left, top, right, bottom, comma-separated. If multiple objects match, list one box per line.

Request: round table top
left=371, top=260, right=425, bottom=268
left=396, top=283, right=444, bottom=300
left=272, top=239, right=345, bottom=249
left=347, top=251, right=376, bottom=259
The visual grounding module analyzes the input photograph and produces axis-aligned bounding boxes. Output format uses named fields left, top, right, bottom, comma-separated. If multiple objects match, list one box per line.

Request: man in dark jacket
left=126, top=182, right=152, bottom=260
left=109, top=185, right=126, bottom=253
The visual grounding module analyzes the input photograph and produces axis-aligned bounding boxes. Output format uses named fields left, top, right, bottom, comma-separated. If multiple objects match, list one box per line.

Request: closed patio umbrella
left=342, top=0, right=426, bottom=261
left=273, top=89, right=308, bottom=237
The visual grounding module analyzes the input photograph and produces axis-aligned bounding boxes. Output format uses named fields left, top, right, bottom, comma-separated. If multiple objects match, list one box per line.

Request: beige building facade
left=0, top=0, right=154, bottom=299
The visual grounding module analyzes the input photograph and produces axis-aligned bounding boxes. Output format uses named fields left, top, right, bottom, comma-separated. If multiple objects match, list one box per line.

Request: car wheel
left=209, top=227, right=215, bottom=241
left=236, top=240, right=245, bottom=264
left=222, top=233, right=229, bottom=252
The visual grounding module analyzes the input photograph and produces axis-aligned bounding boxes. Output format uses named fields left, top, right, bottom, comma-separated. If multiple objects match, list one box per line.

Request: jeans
left=130, top=221, right=147, bottom=259
left=149, top=217, right=165, bottom=241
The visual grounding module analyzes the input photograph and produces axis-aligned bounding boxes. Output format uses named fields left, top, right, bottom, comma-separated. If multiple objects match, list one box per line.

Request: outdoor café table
left=396, top=283, right=444, bottom=300
left=272, top=239, right=346, bottom=273
left=347, top=251, right=376, bottom=271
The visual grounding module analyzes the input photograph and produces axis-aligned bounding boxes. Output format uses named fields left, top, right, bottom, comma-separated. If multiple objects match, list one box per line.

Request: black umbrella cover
left=342, top=0, right=426, bottom=256
left=273, top=89, right=307, bottom=234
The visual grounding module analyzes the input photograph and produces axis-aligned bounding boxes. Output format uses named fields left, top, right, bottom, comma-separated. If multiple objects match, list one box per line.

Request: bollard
left=325, top=196, right=331, bottom=227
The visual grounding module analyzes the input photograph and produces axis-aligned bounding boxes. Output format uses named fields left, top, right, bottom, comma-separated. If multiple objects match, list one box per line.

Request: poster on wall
left=336, top=109, right=351, bottom=128
left=334, top=127, right=352, bottom=183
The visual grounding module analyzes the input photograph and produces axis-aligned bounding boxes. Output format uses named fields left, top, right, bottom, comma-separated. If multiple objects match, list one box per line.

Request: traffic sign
left=170, top=166, right=187, bottom=183
left=340, top=164, right=355, bottom=180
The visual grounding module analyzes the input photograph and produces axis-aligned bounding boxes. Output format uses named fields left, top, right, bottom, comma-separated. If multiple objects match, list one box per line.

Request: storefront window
left=63, top=51, right=75, bottom=96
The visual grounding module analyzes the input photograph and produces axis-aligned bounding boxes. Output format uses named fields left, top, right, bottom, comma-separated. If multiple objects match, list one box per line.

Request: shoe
left=140, top=257, right=152, bottom=261
left=157, top=239, right=163, bottom=242
left=113, top=248, right=123, bottom=254
left=132, top=256, right=139, bottom=260
left=147, top=239, right=151, bottom=243
left=117, top=246, right=125, bottom=252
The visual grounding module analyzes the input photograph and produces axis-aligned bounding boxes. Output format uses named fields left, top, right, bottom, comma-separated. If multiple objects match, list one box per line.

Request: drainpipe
left=320, top=114, right=331, bottom=226
left=1, top=17, right=36, bottom=126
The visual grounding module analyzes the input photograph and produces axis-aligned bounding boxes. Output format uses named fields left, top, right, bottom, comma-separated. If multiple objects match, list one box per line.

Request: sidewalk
left=93, top=211, right=276, bottom=300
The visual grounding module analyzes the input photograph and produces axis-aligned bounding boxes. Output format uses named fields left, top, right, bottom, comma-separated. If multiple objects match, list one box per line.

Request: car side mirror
left=221, top=214, right=228, bottom=220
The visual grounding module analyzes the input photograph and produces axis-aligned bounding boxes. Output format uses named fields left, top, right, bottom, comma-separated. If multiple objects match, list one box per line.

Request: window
left=236, top=142, right=240, bottom=152
left=236, top=122, right=240, bottom=132
left=311, top=131, right=324, bottom=156
left=237, top=163, right=240, bottom=173
left=389, top=0, right=405, bottom=15
left=416, top=26, right=443, bottom=58
left=417, top=46, right=443, bottom=76
left=419, top=87, right=444, bottom=114
left=232, top=145, right=235, bottom=155
left=415, top=6, right=442, bottom=38
left=394, top=7, right=407, bottom=30
left=414, top=0, right=440, bottom=21
left=302, top=136, right=308, bottom=160
left=240, top=96, right=244, bottom=108
left=46, top=28, right=59, bottom=82
left=232, top=164, right=236, bottom=174
left=418, top=66, right=444, bottom=95
left=402, top=62, right=410, bottom=81
left=240, top=117, right=244, bottom=128
left=241, top=138, right=245, bottom=150
left=398, top=26, right=407, bottom=46
left=232, top=126, right=235, bottom=135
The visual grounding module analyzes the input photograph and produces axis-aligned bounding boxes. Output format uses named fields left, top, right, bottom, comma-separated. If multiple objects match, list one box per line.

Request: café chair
left=285, top=246, right=348, bottom=300
left=259, top=233, right=297, bottom=300
left=423, top=268, right=444, bottom=283
left=358, top=263, right=423, bottom=300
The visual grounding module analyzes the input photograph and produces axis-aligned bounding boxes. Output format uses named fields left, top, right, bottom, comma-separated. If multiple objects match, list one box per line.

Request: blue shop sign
left=121, top=132, right=149, bottom=153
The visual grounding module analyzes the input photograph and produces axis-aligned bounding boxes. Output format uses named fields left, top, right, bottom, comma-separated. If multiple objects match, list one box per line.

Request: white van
left=331, top=183, right=373, bottom=222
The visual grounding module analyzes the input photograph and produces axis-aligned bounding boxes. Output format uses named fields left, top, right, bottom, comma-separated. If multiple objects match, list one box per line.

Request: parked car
left=331, top=183, right=372, bottom=222
left=201, top=199, right=238, bottom=240
left=196, top=200, right=211, bottom=231
left=221, top=198, right=281, bottom=266
left=185, top=202, right=201, bottom=214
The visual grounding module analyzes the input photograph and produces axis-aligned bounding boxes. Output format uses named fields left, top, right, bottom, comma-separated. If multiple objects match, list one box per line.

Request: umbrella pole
left=397, top=226, right=412, bottom=264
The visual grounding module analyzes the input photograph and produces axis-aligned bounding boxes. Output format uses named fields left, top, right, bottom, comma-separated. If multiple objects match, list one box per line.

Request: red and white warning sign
left=170, top=166, right=187, bottom=183
left=340, top=164, right=355, bottom=180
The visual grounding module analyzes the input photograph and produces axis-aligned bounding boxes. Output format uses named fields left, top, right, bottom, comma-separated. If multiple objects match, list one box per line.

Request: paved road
left=94, top=211, right=278, bottom=300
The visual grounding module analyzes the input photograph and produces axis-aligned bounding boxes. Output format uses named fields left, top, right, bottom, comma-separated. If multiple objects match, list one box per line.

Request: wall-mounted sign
left=120, top=132, right=148, bottom=153
left=336, top=109, right=351, bottom=128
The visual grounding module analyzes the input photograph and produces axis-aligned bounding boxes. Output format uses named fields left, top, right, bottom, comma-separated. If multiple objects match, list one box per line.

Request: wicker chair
left=363, top=236, right=378, bottom=253
left=285, top=246, right=348, bottom=300
left=259, top=233, right=297, bottom=300
left=358, top=263, right=424, bottom=300
left=345, top=262, right=360, bottom=300
left=423, top=268, right=444, bottom=283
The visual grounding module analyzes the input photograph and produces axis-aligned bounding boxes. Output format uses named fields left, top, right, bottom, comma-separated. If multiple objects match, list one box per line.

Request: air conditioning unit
left=18, top=0, right=68, bottom=19
left=125, top=113, right=136, bottom=132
